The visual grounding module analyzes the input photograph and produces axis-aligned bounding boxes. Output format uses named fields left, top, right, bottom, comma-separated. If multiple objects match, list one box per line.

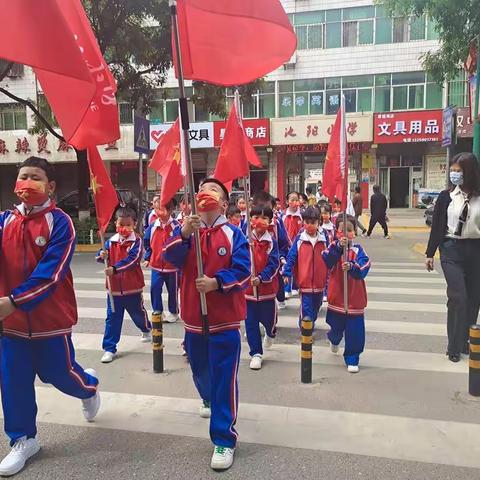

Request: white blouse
left=447, top=186, right=480, bottom=239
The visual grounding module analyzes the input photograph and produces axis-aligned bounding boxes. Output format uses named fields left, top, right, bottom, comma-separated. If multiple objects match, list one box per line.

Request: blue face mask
left=449, top=171, right=464, bottom=186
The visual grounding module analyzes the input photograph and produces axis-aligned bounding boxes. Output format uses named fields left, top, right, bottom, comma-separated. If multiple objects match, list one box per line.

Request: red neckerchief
left=13, top=202, right=56, bottom=223
left=199, top=224, right=223, bottom=259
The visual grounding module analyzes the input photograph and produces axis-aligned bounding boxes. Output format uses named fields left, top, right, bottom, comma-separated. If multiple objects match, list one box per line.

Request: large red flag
left=213, top=102, right=262, bottom=185
left=149, top=119, right=184, bottom=207
left=323, top=98, right=349, bottom=208
left=174, top=0, right=297, bottom=86
left=87, top=147, right=118, bottom=234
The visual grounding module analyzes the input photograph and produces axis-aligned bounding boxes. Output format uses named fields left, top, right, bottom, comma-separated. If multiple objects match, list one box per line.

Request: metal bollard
left=469, top=325, right=480, bottom=396
left=152, top=312, right=164, bottom=373
left=301, top=316, right=313, bottom=384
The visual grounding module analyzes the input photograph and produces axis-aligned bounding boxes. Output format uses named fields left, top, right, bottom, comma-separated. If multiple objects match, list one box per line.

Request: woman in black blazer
left=425, top=153, right=480, bottom=362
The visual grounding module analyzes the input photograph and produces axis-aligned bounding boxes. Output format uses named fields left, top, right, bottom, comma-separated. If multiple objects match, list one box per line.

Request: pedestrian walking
left=353, top=186, right=367, bottom=236
left=0, top=157, right=100, bottom=477
left=425, top=153, right=480, bottom=363
left=366, top=185, right=390, bottom=239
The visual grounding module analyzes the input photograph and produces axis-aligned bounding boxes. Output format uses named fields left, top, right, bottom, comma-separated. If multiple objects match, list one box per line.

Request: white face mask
left=449, top=171, right=464, bottom=186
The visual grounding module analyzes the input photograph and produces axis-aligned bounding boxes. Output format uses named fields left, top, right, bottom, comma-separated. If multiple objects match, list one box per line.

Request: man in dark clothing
left=352, top=186, right=367, bottom=236
left=367, top=185, right=390, bottom=239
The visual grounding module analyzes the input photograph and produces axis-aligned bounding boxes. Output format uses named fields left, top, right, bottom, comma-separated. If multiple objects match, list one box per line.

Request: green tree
left=380, top=0, right=478, bottom=82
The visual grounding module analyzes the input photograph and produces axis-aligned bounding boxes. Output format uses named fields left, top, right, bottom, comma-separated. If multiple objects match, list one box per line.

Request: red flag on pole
left=149, top=119, right=184, bottom=207
left=213, top=102, right=262, bottom=185
left=322, top=97, right=349, bottom=208
left=173, top=0, right=297, bottom=86
left=87, top=146, right=118, bottom=234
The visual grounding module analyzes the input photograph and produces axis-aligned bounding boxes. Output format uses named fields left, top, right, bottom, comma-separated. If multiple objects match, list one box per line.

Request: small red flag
left=174, top=0, right=297, bottom=86
left=87, top=146, right=118, bottom=234
left=323, top=98, right=349, bottom=208
left=149, top=119, right=184, bottom=207
left=213, top=102, right=262, bottom=185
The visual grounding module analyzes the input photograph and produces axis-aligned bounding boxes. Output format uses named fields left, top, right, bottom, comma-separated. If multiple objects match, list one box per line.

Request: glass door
left=379, top=167, right=390, bottom=206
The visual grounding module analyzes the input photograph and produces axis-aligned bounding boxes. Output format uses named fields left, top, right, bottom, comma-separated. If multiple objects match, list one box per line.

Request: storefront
left=456, top=107, right=473, bottom=153
left=271, top=113, right=373, bottom=203
left=373, top=110, right=445, bottom=208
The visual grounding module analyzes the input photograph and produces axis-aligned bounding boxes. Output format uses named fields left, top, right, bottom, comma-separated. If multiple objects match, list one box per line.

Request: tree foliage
left=380, top=0, right=480, bottom=82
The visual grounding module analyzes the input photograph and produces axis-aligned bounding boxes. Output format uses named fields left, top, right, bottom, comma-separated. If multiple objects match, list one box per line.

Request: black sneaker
left=448, top=353, right=461, bottom=363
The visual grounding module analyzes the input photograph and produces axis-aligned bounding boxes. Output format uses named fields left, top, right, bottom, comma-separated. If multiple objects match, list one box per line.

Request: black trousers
left=440, top=238, right=480, bottom=354
left=367, top=215, right=388, bottom=236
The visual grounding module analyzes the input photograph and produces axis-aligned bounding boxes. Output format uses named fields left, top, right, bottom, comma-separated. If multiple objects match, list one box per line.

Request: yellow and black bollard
left=469, top=325, right=480, bottom=396
left=152, top=312, right=164, bottom=373
left=301, top=316, right=313, bottom=384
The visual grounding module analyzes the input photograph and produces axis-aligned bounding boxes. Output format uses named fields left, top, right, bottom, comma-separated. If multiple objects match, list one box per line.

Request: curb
left=412, top=242, right=440, bottom=259
left=76, top=244, right=101, bottom=253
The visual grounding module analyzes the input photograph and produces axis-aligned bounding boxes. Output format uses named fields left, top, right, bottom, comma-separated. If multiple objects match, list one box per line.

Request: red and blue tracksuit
left=0, top=201, right=98, bottom=445
left=164, top=215, right=250, bottom=448
left=322, top=241, right=370, bottom=366
left=96, top=233, right=151, bottom=354
left=144, top=218, right=181, bottom=315
left=245, top=231, right=280, bottom=357
left=283, top=230, right=329, bottom=328
left=143, top=208, right=158, bottom=231
left=283, top=209, right=303, bottom=293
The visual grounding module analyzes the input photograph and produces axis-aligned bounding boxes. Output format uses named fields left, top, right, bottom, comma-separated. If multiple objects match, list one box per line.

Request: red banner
left=214, top=118, right=270, bottom=147
left=374, top=110, right=443, bottom=144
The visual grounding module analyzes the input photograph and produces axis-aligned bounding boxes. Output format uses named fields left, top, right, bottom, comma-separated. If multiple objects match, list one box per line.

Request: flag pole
left=170, top=0, right=209, bottom=335
left=340, top=95, right=349, bottom=315
left=99, top=231, right=116, bottom=313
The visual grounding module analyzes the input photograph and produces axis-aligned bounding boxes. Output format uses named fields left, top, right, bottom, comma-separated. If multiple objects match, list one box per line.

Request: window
left=426, top=79, right=443, bottom=109
left=0, top=103, right=27, bottom=130
left=326, top=91, right=341, bottom=114
left=375, top=86, right=391, bottom=111
left=343, top=21, right=357, bottom=47
left=150, top=87, right=194, bottom=123
left=408, top=84, right=424, bottom=109
left=295, top=24, right=323, bottom=50
left=393, top=17, right=409, bottom=42
left=427, top=17, right=440, bottom=40
left=409, top=16, right=426, bottom=40
left=448, top=71, right=468, bottom=107
left=119, top=103, right=133, bottom=124
left=376, top=17, right=392, bottom=44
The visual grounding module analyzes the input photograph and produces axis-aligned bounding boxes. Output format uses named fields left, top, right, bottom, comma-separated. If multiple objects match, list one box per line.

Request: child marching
left=96, top=207, right=152, bottom=363
left=163, top=178, right=250, bottom=471
left=226, top=203, right=243, bottom=228
left=143, top=193, right=161, bottom=230
left=322, top=216, right=370, bottom=373
left=283, top=192, right=303, bottom=297
left=244, top=205, right=280, bottom=370
left=144, top=199, right=181, bottom=323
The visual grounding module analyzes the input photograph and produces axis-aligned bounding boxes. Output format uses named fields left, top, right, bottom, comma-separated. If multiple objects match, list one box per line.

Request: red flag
left=0, top=0, right=119, bottom=149
left=87, top=146, right=118, bottom=234
left=323, top=97, right=349, bottom=208
left=149, top=119, right=183, bottom=207
left=213, top=102, right=262, bottom=184
left=174, top=0, right=297, bottom=86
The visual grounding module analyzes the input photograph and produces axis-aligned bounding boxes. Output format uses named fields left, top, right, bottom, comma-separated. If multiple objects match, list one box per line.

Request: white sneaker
left=384, top=235, right=391, bottom=239
left=292, top=289, right=299, bottom=297
left=101, top=351, right=115, bottom=363
left=249, top=355, right=262, bottom=370
left=329, top=341, right=339, bottom=354
left=82, top=369, right=101, bottom=422
left=164, top=313, right=179, bottom=323
left=263, top=335, right=274, bottom=350
left=0, top=437, right=40, bottom=477
left=199, top=401, right=211, bottom=418
left=140, top=331, right=152, bottom=343
left=277, top=301, right=286, bottom=310
left=210, top=446, right=235, bottom=471
left=285, top=291, right=291, bottom=299
left=347, top=365, right=359, bottom=373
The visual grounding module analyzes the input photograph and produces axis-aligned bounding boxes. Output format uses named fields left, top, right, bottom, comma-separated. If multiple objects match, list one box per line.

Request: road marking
left=369, top=268, right=438, bottom=275
left=366, top=287, right=445, bottom=296
left=23, top=386, right=480, bottom=469
left=366, top=276, right=445, bottom=285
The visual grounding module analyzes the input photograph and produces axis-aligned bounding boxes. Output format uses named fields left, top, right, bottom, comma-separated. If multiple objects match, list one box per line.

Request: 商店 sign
left=150, top=122, right=214, bottom=150
left=374, top=110, right=443, bottom=144
left=214, top=118, right=270, bottom=147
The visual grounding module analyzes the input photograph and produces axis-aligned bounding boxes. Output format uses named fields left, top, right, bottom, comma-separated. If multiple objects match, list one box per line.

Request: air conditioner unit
left=283, top=52, right=297, bottom=70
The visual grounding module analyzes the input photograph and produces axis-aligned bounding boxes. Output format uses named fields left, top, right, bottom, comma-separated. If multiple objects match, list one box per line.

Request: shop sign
left=374, top=110, right=443, bottom=144
left=425, top=154, right=447, bottom=191
left=285, top=142, right=368, bottom=153
left=442, top=107, right=454, bottom=147
left=150, top=122, right=214, bottom=150
left=271, top=113, right=373, bottom=145
left=456, top=107, right=473, bottom=138
left=213, top=118, right=270, bottom=147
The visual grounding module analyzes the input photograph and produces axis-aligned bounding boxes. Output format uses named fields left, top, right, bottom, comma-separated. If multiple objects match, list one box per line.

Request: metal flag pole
left=170, top=0, right=209, bottom=335
left=234, top=91, right=258, bottom=299
left=340, top=94, right=349, bottom=315
left=99, top=231, right=115, bottom=313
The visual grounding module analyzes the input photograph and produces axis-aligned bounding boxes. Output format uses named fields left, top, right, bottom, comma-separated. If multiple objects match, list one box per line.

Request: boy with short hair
left=164, top=178, right=250, bottom=471
left=283, top=207, right=329, bottom=329
left=97, top=207, right=151, bottom=363
left=245, top=205, right=280, bottom=370
left=321, top=204, right=336, bottom=243
left=226, top=203, right=242, bottom=228
left=143, top=193, right=161, bottom=230
left=144, top=198, right=181, bottom=323
left=322, top=216, right=370, bottom=373
left=0, top=157, right=100, bottom=477
left=283, top=192, right=303, bottom=298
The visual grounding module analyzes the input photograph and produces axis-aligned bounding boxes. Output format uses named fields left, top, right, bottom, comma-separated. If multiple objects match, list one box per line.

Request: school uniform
left=143, top=208, right=158, bottom=231
left=164, top=215, right=250, bottom=448
left=0, top=201, right=98, bottom=445
left=272, top=215, right=290, bottom=303
left=322, top=221, right=337, bottom=244
left=96, top=233, right=151, bottom=353
left=322, top=240, right=370, bottom=366
left=283, top=229, right=329, bottom=326
left=245, top=231, right=280, bottom=357
left=283, top=209, right=303, bottom=294
left=144, top=218, right=181, bottom=315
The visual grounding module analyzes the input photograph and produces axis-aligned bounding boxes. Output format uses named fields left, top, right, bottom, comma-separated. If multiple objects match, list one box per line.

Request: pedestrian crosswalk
left=9, top=258, right=480, bottom=471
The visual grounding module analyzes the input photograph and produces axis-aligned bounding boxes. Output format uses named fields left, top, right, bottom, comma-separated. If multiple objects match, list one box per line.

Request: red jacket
left=322, top=241, right=370, bottom=315
left=144, top=218, right=180, bottom=272
left=283, top=231, right=329, bottom=293
left=164, top=215, right=250, bottom=334
left=96, top=233, right=144, bottom=296
left=245, top=231, right=279, bottom=301
left=0, top=202, right=77, bottom=339
left=283, top=209, right=303, bottom=242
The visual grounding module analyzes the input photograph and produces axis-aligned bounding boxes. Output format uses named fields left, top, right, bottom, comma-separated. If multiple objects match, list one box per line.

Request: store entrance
left=389, top=167, right=410, bottom=208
